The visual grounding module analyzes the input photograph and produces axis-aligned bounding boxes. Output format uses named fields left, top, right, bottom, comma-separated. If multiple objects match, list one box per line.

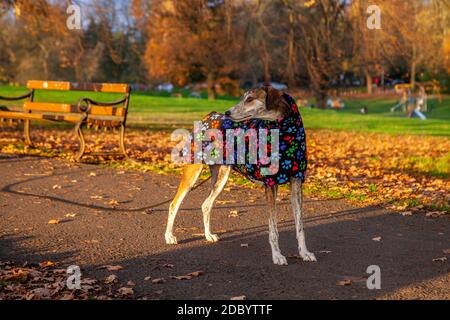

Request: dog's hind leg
left=165, top=164, right=203, bottom=245
left=290, top=177, right=316, bottom=262
left=265, top=185, right=288, bottom=266
left=201, top=165, right=231, bottom=242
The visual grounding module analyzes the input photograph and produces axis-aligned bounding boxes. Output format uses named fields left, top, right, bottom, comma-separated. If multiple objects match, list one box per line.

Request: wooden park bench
left=0, top=80, right=131, bottom=161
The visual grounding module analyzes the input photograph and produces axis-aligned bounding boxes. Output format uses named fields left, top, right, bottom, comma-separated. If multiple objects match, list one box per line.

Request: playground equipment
left=390, top=81, right=443, bottom=120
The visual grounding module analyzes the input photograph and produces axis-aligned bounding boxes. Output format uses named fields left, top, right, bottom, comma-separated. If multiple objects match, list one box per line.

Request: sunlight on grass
left=1, top=85, right=449, bottom=136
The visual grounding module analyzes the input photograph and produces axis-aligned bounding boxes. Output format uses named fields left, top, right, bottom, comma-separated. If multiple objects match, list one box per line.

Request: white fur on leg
left=205, top=233, right=220, bottom=242
left=165, top=202, right=181, bottom=245
left=300, top=250, right=316, bottom=262
left=165, top=166, right=203, bottom=245
left=201, top=166, right=231, bottom=243
left=165, top=232, right=178, bottom=245
left=269, top=221, right=287, bottom=265
left=272, top=251, right=288, bottom=266
left=290, top=178, right=317, bottom=262
left=266, top=186, right=288, bottom=266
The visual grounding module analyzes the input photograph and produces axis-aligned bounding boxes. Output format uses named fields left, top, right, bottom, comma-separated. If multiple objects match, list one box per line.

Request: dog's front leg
left=265, top=185, right=288, bottom=266
left=165, top=164, right=203, bottom=245
left=201, top=165, right=231, bottom=242
left=290, top=178, right=316, bottom=262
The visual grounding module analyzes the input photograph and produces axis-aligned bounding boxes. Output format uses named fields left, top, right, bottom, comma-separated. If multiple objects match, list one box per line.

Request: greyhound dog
left=165, top=85, right=316, bottom=265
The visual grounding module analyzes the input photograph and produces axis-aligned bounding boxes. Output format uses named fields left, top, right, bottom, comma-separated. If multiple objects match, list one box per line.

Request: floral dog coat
left=191, top=93, right=307, bottom=187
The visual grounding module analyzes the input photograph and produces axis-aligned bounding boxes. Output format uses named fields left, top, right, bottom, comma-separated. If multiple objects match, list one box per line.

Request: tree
left=295, top=0, right=350, bottom=107
left=140, top=0, right=244, bottom=99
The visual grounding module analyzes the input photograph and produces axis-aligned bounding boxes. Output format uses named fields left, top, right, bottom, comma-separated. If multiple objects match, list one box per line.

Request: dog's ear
left=263, top=85, right=291, bottom=118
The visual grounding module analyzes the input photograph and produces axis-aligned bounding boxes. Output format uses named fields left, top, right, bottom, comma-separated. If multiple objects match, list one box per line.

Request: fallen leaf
left=171, top=275, right=192, bottom=280
left=192, top=233, right=205, bottom=237
left=216, top=200, right=236, bottom=205
left=81, top=278, right=97, bottom=285
left=30, top=288, right=52, bottom=299
left=228, top=210, right=239, bottom=218
left=39, top=261, right=55, bottom=268
left=60, top=293, right=75, bottom=300
left=337, top=279, right=352, bottom=286
left=117, top=287, right=134, bottom=296
left=426, top=211, right=446, bottom=218
left=432, top=257, right=447, bottom=262
left=108, top=199, right=119, bottom=207
left=187, top=271, right=204, bottom=277
left=151, top=278, right=166, bottom=284
left=82, top=239, right=99, bottom=244
left=101, top=265, right=123, bottom=271
left=230, top=295, right=246, bottom=300
left=104, top=274, right=118, bottom=284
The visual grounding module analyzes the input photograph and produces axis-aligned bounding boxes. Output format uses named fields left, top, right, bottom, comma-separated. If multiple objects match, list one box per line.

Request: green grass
left=397, top=153, right=450, bottom=178
left=1, top=85, right=449, bottom=136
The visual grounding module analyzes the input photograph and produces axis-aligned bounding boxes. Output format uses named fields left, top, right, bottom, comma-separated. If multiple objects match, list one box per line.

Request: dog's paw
left=272, top=253, right=288, bottom=266
left=205, top=233, right=220, bottom=243
left=165, top=233, right=178, bottom=245
left=300, top=251, right=317, bottom=262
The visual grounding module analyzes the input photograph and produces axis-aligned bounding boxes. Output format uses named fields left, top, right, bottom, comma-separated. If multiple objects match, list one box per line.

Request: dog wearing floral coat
left=165, top=85, right=316, bottom=265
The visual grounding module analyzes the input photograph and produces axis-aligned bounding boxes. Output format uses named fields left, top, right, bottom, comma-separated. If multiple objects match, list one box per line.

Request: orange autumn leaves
left=0, top=126, right=448, bottom=212
left=306, top=131, right=449, bottom=210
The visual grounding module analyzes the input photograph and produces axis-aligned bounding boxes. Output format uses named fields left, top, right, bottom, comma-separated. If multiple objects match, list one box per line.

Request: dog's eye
left=245, top=97, right=254, bottom=103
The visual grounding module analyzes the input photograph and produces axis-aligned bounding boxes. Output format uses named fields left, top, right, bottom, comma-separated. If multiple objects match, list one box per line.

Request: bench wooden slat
left=23, top=102, right=125, bottom=117
left=27, top=80, right=130, bottom=93
left=0, top=111, right=81, bottom=123
left=90, top=106, right=125, bottom=116
left=24, top=102, right=76, bottom=113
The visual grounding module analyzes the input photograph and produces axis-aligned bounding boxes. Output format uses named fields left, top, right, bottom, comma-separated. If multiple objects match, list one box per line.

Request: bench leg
left=119, top=124, right=129, bottom=159
left=75, top=122, right=86, bottom=162
left=23, top=119, right=32, bottom=146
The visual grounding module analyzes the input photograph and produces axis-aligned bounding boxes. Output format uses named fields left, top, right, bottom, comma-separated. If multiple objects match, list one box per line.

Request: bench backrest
left=24, top=80, right=131, bottom=120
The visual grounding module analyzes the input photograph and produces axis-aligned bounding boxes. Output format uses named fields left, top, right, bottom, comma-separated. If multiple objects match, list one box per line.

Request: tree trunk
left=207, top=72, right=216, bottom=100
left=284, top=2, right=296, bottom=88
left=364, top=68, right=373, bottom=95
left=410, top=45, right=417, bottom=90
left=260, top=40, right=271, bottom=83
left=314, top=90, right=328, bottom=109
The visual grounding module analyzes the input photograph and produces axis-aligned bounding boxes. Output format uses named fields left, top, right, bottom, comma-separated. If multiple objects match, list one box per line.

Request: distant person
left=360, top=106, right=368, bottom=114
left=416, top=86, right=427, bottom=112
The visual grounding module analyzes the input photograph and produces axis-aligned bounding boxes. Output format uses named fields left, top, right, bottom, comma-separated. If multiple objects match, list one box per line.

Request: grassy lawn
left=1, top=85, right=449, bottom=136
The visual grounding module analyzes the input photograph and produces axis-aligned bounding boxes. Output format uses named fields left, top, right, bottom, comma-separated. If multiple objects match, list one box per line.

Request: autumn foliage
left=1, top=125, right=448, bottom=212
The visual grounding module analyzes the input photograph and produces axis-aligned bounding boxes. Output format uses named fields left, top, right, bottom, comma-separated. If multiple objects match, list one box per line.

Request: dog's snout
left=225, top=110, right=231, bottom=116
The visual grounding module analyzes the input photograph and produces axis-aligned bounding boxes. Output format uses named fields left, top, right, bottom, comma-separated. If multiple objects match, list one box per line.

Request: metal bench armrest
left=0, top=90, right=33, bottom=101
left=80, top=97, right=127, bottom=108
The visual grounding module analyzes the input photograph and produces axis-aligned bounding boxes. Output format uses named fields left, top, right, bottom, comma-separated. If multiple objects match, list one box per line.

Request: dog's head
left=225, top=84, right=291, bottom=121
